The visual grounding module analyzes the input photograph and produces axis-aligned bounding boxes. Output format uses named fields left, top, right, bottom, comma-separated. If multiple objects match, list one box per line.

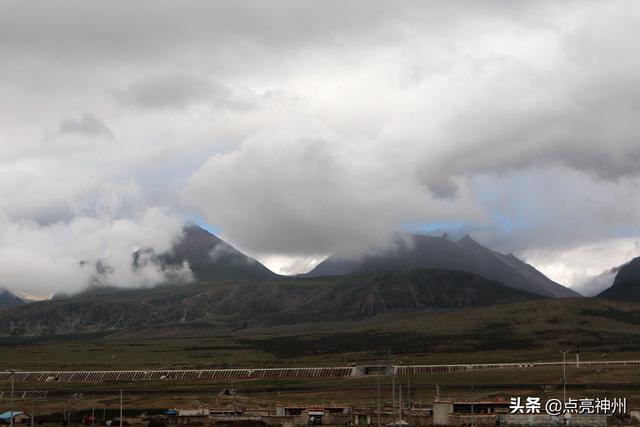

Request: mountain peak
left=598, top=257, right=640, bottom=300
left=163, top=224, right=277, bottom=282
left=307, top=232, right=579, bottom=298
left=0, top=288, right=25, bottom=310
left=457, top=234, right=480, bottom=246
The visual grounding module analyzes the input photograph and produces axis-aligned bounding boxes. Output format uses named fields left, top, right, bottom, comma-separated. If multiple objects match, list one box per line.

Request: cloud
left=0, top=1, right=640, bottom=289
left=522, top=237, right=640, bottom=294
left=59, top=113, right=114, bottom=139
left=184, top=122, right=483, bottom=257
left=0, top=208, right=191, bottom=295
left=115, top=73, right=254, bottom=111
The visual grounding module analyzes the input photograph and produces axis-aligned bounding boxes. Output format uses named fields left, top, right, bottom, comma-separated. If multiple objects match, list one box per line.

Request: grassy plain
left=3, top=297, right=640, bottom=371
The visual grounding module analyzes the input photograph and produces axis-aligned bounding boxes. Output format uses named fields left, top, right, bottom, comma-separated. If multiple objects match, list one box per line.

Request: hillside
left=162, top=225, right=277, bottom=281
left=0, top=269, right=539, bottom=336
left=4, top=296, right=640, bottom=370
left=598, top=257, right=640, bottom=300
left=0, top=288, right=24, bottom=310
left=307, top=233, right=579, bottom=298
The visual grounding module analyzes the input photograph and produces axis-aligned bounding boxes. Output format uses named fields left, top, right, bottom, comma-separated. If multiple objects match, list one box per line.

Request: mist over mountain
left=598, top=257, right=640, bottom=300
left=307, top=233, right=579, bottom=298
left=161, top=225, right=277, bottom=281
left=578, top=266, right=622, bottom=297
left=0, top=288, right=24, bottom=310
left=67, top=225, right=276, bottom=295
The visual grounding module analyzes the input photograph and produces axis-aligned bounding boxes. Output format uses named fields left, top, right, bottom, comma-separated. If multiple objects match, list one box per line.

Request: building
left=432, top=399, right=607, bottom=426
left=433, top=399, right=510, bottom=426
left=500, top=413, right=607, bottom=426
left=273, top=405, right=351, bottom=425
left=0, top=412, right=30, bottom=425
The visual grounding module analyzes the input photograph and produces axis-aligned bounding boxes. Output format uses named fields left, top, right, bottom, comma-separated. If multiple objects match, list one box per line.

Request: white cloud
left=0, top=208, right=191, bottom=295
left=522, top=238, right=640, bottom=291
left=184, top=121, right=484, bottom=257
left=0, top=1, right=639, bottom=291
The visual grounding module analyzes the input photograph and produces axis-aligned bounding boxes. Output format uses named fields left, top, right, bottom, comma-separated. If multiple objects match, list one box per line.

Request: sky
left=1, top=0, right=640, bottom=296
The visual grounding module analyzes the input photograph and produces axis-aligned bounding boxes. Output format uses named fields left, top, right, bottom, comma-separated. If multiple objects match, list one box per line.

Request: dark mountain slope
left=162, top=225, right=278, bottom=281
left=598, top=257, right=640, bottom=300
left=78, top=225, right=277, bottom=287
left=0, top=269, right=540, bottom=336
left=307, top=233, right=579, bottom=298
left=0, top=288, right=24, bottom=310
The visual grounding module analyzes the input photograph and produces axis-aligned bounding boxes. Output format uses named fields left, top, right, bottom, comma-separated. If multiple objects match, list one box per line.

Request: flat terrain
left=4, top=295, right=640, bottom=415
left=4, top=366, right=640, bottom=415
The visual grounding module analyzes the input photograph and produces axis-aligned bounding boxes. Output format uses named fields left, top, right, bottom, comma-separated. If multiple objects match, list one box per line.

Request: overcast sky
left=1, top=0, right=640, bottom=296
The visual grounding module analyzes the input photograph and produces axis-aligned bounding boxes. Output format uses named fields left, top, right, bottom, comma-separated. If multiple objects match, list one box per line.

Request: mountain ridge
left=306, top=233, right=579, bottom=298
left=0, top=288, right=24, bottom=310
left=598, top=257, right=640, bottom=300
left=161, top=224, right=278, bottom=282
left=0, top=268, right=540, bottom=336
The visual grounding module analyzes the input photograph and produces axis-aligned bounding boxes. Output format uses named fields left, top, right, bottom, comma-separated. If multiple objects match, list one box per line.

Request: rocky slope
left=307, top=233, right=579, bottom=298
left=598, top=257, right=640, bottom=300
left=0, top=269, right=540, bottom=336
left=161, top=225, right=277, bottom=281
left=0, top=288, right=24, bottom=310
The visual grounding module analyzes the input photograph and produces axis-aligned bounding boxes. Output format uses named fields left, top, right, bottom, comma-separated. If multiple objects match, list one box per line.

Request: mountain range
left=11, top=224, right=640, bottom=338
left=0, top=268, right=545, bottom=336
left=307, top=233, right=579, bottom=298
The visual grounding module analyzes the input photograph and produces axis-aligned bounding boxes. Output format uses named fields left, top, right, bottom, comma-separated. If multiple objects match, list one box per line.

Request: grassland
left=4, top=294, right=640, bottom=415
left=3, top=297, right=640, bottom=371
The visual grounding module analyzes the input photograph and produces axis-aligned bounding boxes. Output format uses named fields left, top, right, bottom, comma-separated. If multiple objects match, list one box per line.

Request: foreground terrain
left=3, top=296, right=640, bottom=371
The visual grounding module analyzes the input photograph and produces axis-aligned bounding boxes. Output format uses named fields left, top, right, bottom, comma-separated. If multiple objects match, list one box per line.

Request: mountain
left=0, top=269, right=540, bottom=336
left=598, top=257, right=640, bottom=300
left=0, top=288, right=25, bottom=310
left=306, top=233, right=579, bottom=298
left=76, top=225, right=278, bottom=290
left=161, top=225, right=278, bottom=282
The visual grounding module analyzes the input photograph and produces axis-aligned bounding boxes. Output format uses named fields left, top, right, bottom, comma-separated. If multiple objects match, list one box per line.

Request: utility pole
left=407, top=377, right=412, bottom=427
left=560, top=350, right=569, bottom=403
left=471, top=385, right=475, bottom=427
left=119, top=389, right=123, bottom=427
left=392, top=376, right=396, bottom=423
left=376, top=377, right=381, bottom=427
left=232, top=380, right=237, bottom=421
left=9, top=370, right=15, bottom=427
left=398, top=384, right=402, bottom=425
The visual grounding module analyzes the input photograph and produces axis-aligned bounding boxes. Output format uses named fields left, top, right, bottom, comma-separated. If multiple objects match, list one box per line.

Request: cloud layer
left=1, top=1, right=640, bottom=292
left=0, top=208, right=191, bottom=295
